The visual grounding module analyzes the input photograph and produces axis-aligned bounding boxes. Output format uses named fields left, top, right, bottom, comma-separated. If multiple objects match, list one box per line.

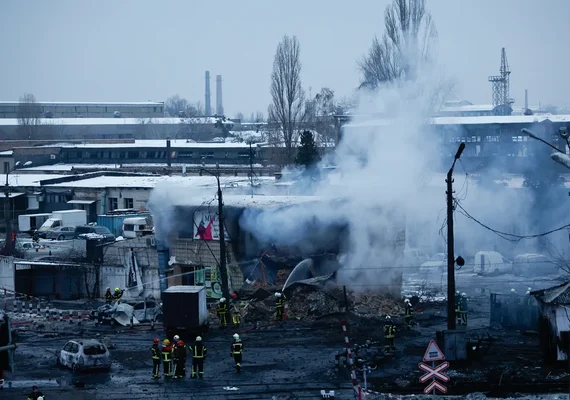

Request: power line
left=454, top=200, right=570, bottom=242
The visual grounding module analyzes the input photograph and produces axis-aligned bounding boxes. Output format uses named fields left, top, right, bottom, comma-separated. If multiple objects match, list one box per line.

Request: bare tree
left=268, top=35, right=305, bottom=164
left=255, top=111, right=264, bottom=123
left=358, top=0, right=437, bottom=89
left=165, top=95, right=203, bottom=117
left=235, top=112, right=245, bottom=121
left=17, top=93, right=42, bottom=139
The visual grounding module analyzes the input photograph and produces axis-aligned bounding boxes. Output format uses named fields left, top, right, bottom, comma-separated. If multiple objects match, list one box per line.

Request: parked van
left=122, top=216, right=153, bottom=239
left=473, top=251, right=511, bottom=275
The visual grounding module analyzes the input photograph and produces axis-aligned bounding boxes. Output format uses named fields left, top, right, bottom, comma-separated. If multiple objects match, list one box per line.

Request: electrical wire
left=454, top=200, right=570, bottom=242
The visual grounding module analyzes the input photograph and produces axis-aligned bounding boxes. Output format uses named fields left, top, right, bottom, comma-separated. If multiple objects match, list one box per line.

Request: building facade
left=0, top=101, right=165, bottom=119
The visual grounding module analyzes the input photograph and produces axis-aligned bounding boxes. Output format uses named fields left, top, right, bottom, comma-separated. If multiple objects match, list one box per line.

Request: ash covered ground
left=1, top=268, right=569, bottom=399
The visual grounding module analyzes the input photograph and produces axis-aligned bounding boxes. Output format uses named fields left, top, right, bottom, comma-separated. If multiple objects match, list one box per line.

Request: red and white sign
left=423, top=340, right=445, bottom=362
left=423, top=380, right=448, bottom=394
left=419, top=361, right=450, bottom=383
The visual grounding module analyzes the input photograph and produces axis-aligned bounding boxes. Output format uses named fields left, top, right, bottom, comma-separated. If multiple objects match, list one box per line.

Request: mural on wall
left=194, top=266, right=223, bottom=299
left=193, top=210, right=230, bottom=241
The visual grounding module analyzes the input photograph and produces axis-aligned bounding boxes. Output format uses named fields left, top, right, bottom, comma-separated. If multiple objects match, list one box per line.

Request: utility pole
left=248, top=141, right=254, bottom=198
left=201, top=167, right=230, bottom=300
left=446, top=142, right=465, bottom=330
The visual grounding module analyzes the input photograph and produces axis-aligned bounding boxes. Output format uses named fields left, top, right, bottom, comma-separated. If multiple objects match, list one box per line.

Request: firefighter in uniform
left=104, top=287, right=113, bottom=304
left=459, top=292, right=468, bottom=326
left=383, top=316, right=396, bottom=353
left=113, top=287, right=124, bottom=301
left=161, top=339, right=174, bottom=378
left=173, top=340, right=187, bottom=379
left=230, top=300, right=241, bottom=328
left=404, top=298, right=414, bottom=328
left=27, top=385, right=44, bottom=400
left=231, top=333, right=244, bottom=373
left=274, top=292, right=286, bottom=322
left=190, top=336, right=207, bottom=378
left=150, top=337, right=161, bottom=378
left=216, top=298, right=229, bottom=329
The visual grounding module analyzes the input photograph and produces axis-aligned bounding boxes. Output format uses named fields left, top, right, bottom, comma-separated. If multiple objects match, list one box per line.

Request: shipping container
left=162, top=285, right=209, bottom=339
left=97, top=213, right=150, bottom=237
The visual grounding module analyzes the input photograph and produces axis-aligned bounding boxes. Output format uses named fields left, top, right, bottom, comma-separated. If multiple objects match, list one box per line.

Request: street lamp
left=2, top=161, right=32, bottom=256
left=522, top=127, right=570, bottom=170
left=446, top=143, right=466, bottom=330
left=199, top=166, right=230, bottom=300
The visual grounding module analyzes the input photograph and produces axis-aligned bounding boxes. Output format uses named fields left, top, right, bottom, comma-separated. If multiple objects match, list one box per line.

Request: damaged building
left=153, top=195, right=406, bottom=297
left=532, top=282, right=570, bottom=362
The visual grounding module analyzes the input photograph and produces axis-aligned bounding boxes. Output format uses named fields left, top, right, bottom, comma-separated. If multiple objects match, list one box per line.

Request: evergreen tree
left=295, top=130, right=320, bottom=167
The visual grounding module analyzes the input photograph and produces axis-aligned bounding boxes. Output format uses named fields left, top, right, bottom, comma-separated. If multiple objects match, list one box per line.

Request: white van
left=122, top=216, right=153, bottom=239
left=473, top=251, right=511, bottom=275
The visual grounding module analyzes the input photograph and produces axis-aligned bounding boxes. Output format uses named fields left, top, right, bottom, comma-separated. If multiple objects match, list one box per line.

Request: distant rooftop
left=37, top=139, right=260, bottom=149
left=0, top=117, right=232, bottom=126
left=0, top=101, right=164, bottom=105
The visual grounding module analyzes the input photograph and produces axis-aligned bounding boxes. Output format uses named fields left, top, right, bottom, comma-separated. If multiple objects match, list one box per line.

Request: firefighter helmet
left=404, top=298, right=411, bottom=304
left=114, top=287, right=120, bottom=292
left=163, top=339, right=170, bottom=345
left=385, top=315, right=391, bottom=321
left=220, top=297, right=226, bottom=303
left=196, top=336, right=202, bottom=341
left=528, top=287, right=532, bottom=292
left=173, top=335, right=180, bottom=341
left=511, top=288, right=516, bottom=293
left=275, top=292, right=281, bottom=297
left=177, top=340, right=184, bottom=347
left=233, top=333, right=240, bottom=340
left=153, top=338, right=159, bottom=344
left=462, top=293, right=466, bottom=297
left=106, top=287, right=110, bottom=290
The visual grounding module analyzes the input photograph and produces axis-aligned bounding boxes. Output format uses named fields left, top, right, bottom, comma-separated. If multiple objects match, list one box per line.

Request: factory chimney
left=205, top=71, right=212, bottom=116
left=216, top=74, right=224, bottom=116
left=525, top=89, right=528, bottom=111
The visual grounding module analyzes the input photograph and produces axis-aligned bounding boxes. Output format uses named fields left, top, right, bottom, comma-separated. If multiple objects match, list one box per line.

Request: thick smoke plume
left=239, top=70, right=568, bottom=291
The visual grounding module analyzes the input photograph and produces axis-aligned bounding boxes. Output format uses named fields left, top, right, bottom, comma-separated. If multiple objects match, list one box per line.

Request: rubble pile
left=349, top=292, right=403, bottom=319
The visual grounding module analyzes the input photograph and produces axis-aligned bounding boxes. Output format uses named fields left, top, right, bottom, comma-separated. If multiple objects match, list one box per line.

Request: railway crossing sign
left=419, top=340, right=449, bottom=395
left=419, top=361, right=450, bottom=383
left=423, top=340, right=445, bottom=362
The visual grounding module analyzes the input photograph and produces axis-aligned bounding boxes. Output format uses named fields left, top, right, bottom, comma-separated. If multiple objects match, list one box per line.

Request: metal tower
left=488, top=48, right=514, bottom=115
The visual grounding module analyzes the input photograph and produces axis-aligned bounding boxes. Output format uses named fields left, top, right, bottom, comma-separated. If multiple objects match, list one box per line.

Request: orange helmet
left=177, top=340, right=185, bottom=347
left=153, top=338, right=159, bottom=344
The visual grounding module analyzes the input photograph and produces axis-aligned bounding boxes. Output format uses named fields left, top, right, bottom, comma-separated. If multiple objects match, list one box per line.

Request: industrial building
left=0, top=101, right=165, bottom=119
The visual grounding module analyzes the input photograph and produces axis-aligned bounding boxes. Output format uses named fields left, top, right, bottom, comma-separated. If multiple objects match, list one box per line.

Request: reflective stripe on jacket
left=231, top=342, right=243, bottom=354
left=191, top=344, right=207, bottom=358
left=151, top=344, right=160, bottom=359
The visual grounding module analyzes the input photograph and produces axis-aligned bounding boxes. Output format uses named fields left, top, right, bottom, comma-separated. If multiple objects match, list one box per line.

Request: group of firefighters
left=383, top=294, right=471, bottom=353
left=150, top=332, right=244, bottom=379
left=147, top=290, right=289, bottom=379
left=215, top=291, right=287, bottom=329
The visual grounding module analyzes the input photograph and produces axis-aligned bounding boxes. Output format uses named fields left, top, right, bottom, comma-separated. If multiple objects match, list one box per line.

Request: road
left=1, top=268, right=564, bottom=399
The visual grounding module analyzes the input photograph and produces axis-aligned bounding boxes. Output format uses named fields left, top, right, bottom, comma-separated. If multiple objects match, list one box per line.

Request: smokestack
left=216, top=75, right=224, bottom=116
left=166, top=138, right=171, bottom=167
left=205, top=71, right=211, bottom=116
left=525, top=89, right=528, bottom=111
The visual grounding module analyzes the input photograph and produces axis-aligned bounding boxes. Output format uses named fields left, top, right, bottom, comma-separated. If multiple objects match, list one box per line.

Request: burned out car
left=93, top=299, right=162, bottom=326
left=57, top=339, right=111, bottom=372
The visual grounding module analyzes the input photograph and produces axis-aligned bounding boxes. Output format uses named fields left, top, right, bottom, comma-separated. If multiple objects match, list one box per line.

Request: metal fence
left=490, top=292, right=539, bottom=330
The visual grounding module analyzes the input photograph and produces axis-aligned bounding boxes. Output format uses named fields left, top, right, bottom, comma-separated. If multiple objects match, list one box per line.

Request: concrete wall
left=102, top=236, right=161, bottom=299
left=0, top=256, right=15, bottom=293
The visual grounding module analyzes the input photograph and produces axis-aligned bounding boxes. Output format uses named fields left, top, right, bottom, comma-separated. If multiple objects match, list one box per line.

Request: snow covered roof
left=343, top=114, right=570, bottom=128
left=7, top=173, right=67, bottom=187
left=532, top=282, right=570, bottom=305
left=18, top=162, right=265, bottom=172
left=440, top=104, right=494, bottom=112
left=0, top=117, right=232, bottom=126
left=40, top=139, right=258, bottom=149
left=43, top=175, right=276, bottom=189
left=172, top=194, right=323, bottom=208
left=0, top=150, right=13, bottom=156
left=0, top=101, right=163, bottom=106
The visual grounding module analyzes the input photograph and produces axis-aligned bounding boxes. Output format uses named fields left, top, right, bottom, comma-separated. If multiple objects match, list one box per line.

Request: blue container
left=97, top=213, right=150, bottom=237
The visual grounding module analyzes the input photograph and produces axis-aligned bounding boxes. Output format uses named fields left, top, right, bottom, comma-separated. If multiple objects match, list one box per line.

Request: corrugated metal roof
left=532, top=281, right=570, bottom=304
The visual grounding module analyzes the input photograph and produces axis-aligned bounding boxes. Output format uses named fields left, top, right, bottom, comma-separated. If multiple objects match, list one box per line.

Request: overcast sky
left=1, top=0, right=569, bottom=116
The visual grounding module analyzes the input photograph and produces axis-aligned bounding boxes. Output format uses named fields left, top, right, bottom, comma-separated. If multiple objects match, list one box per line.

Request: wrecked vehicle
left=163, top=285, right=209, bottom=339
left=94, top=298, right=162, bottom=326
left=57, top=339, right=111, bottom=372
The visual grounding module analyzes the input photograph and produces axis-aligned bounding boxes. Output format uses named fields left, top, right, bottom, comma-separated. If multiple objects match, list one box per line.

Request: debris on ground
left=240, top=275, right=402, bottom=322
